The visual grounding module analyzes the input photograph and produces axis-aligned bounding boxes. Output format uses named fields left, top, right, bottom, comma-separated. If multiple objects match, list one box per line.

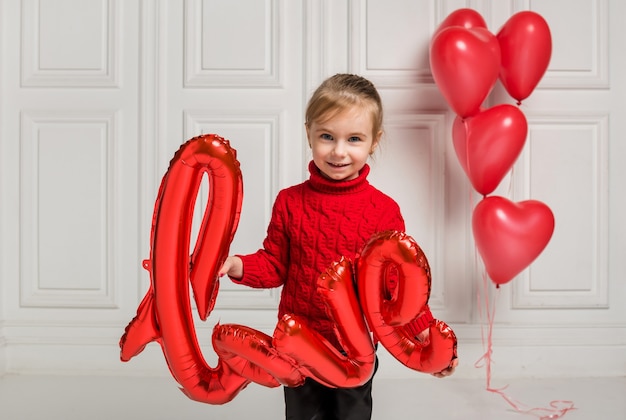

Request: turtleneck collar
left=307, top=160, right=370, bottom=194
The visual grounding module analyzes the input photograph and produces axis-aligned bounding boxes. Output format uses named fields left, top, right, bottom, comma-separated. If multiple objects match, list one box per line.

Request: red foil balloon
left=430, top=26, right=501, bottom=118
left=120, top=136, right=458, bottom=403
left=356, top=231, right=458, bottom=374
left=273, top=258, right=376, bottom=388
left=472, top=196, right=555, bottom=285
left=452, top=104, right=528, bottom=195
left=119, top=134, right=248, bottom=404
left=212, top=323, right=303, bottom=388
left=497, top=11, right=552, bottom=102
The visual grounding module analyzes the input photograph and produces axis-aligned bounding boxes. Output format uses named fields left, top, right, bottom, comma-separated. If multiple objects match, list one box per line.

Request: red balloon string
left=474, top=268, right=576, bottom=418
left=474, top=266, right=496, bottom=385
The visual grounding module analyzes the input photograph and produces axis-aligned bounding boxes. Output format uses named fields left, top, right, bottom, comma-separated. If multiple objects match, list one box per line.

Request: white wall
left=0, top=0, right=624, bottom=381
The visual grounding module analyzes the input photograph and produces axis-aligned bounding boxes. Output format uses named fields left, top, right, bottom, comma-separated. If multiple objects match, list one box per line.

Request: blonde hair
left=305, top=74, right=384, bottom=144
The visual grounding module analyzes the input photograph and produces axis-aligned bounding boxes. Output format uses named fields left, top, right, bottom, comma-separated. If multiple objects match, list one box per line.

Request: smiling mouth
left=328, top=162, right=349, bottom=168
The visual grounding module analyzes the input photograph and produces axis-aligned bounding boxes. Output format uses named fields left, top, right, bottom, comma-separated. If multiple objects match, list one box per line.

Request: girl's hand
left=432, top=357, right=458, bottom=378
left=219, top=256, right=243, bottom=279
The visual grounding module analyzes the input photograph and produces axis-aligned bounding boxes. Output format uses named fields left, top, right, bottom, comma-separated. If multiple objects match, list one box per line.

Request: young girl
left=220, top=74, right=456, bottom=420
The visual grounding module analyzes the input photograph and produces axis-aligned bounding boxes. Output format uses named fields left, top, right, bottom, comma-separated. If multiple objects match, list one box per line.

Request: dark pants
left=283, top=358, right=378, bottom=420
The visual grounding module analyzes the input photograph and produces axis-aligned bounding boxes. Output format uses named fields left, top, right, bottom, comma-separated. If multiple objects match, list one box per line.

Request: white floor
left=0, top=374, right=624, bottom=420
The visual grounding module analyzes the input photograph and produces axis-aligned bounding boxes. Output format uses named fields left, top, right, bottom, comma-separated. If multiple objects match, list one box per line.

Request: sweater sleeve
left=375, top=199, right=405, bottom=233
left=232, top=191, right=290, bottom=289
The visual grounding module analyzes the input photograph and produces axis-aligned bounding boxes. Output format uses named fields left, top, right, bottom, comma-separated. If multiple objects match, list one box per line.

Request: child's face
left=306, top=105, right=380, bottom=181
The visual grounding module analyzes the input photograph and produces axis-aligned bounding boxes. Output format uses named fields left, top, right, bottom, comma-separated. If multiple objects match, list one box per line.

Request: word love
left=119, top=135, right=457, bottom=404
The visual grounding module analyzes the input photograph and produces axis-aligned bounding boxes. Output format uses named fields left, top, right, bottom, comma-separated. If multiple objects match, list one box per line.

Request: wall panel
left=350, top=0, right=437, bottom=86
left=512, top=114, right=609, bottom=309
left=184, top=0, right=281, bottom=87
left=19, top=111, right=118, bottom=308
left=369, top=113, right=448, bottom=307
left=183, top=110, right=282, bottom=309
left=0, top=0, right=139, bottom=328
left=21, top=0, right=119, bottom=87
left=532, top=0, right=609, bottom=88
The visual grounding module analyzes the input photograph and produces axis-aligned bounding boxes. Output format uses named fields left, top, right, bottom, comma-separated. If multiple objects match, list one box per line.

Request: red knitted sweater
left=235, top=161, right=405, bottom=349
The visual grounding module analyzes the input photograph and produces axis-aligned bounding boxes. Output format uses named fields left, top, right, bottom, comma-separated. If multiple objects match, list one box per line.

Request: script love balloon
left=434, top=8, right=487, bottom=37
left=430, top=26, right=501, bottom=118
left=472, top=196, right=555, bottom=285
left=121, top=136, right=458, bottom=404
left=273, top=258, right=376, bottom=388
left=120, top=134, right=248, bottom=404
left=212, top=323, right=303, bottom=388
left=356, top=231, right=458, bottom=374
left=452, top=104, right=528, bottom=195
left=497, top=11, right=552, bottom=102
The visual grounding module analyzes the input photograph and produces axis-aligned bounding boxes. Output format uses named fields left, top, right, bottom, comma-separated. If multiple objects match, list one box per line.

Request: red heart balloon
left=472, top=196, right=555, bottom=285
left=434, top=8, right=487, bottom=37
left=452, top=104, right=528, bottom=195
left=497, top=11, right=552, bottom=102
left=430, top=26, right=501, bottom=118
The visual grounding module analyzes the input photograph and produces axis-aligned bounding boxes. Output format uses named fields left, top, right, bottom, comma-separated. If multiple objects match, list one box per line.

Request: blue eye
left=321, top=133, right=333, bottom=140
left=348, top=136, right=361, bottom=142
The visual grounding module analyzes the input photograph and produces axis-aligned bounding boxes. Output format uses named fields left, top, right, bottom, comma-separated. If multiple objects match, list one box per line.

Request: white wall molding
left=512, top=113, right=609, bottom=309
left=21, top=0, right=120, bottom=87
left=181, top=109, right=283, bottom=310
left=0, top=325, right=6, bottom=376
left=377, top=113, right=447, bottom=309
left=2, top=321, right=624, bottom=379
left=304, top=0, right=350, bottom=90
left=365, top=322, right=626, bottom=379
left=19, top=110, right=120, bottom=309
left=137, top=0, right=169, bottom=298
left=184, top=0, right=283, bottom=88
left=348, top=0, right=437, bottom=87
left=533, top=0, right=609, bottom=89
